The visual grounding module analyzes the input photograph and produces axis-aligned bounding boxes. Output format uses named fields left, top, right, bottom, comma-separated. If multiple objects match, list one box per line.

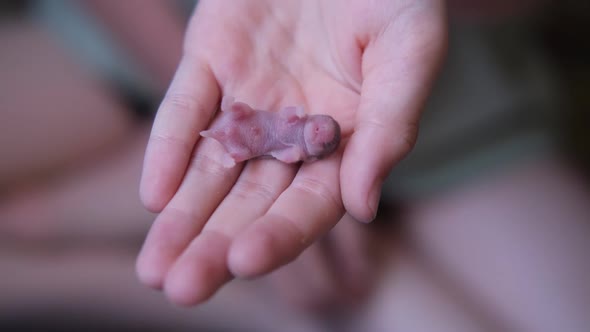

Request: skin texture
left=137, top=0, right=447, bottom=306
left=200, top=97, right=341, bottom=167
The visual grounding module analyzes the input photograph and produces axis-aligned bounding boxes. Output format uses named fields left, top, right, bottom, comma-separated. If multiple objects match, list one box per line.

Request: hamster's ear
left=228, top=102, right=255, bottom=120
left=279, top=105, right=306, bottom=123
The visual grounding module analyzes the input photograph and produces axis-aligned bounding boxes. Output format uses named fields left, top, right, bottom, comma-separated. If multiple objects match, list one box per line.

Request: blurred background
left=0, top=1, right=589, bottom=331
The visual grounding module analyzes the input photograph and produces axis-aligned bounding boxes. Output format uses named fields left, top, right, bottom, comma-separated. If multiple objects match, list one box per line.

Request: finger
left=163, top=160, right=296, bottom=306
left=342, top=4, right=447, bottom=222
left=201, top=161, right=297, bottom=236
left=228, top=152, right=344, bottom=278
left=269, top=215, right=377, bottom=311
left=268, top=242, right=343, bottom=311
left=162, top=230, right=232, bottom=306
left=140, top=55, right=220, bottom=212
left=136, top=139, right=240, bottom=289
left=328, top=213, right=375, bottom=298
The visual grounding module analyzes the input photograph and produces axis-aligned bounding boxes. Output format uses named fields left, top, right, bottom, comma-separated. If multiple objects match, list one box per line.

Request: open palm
left=137, top=0, right=446, bottom=306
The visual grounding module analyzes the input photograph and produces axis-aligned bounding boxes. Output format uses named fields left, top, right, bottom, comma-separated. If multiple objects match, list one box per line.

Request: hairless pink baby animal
left=200, top=97, right=341, bottom=168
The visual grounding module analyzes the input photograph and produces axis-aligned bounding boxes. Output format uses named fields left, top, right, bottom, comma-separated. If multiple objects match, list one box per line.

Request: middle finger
left=164, top=158, right=297, bottom=305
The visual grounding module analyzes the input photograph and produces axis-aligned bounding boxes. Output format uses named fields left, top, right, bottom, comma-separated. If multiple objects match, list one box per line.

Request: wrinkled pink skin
left=200, top=97, right=341, bottom=168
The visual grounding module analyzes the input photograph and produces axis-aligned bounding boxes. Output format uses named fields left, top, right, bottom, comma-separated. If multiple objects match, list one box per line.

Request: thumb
left=342, top=3, right=447, bottom=222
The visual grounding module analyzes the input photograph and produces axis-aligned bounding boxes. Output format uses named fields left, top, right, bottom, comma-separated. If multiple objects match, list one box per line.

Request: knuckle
left=359, top=118, right=418, bottom=157
left=160, top=205, right=202, bottom=229
left=160, top=92, right=209, bottom=119
left=292, top=177, right=342, bottom=211
left=190, top=151, right=230, bottom=178
left=148, top=133, right=194, bottom=157
left=359, top=117, right=389, bottom=132
left=231, top=178, right=276, bottom=203
left=150, top=132, right=190, bottom=147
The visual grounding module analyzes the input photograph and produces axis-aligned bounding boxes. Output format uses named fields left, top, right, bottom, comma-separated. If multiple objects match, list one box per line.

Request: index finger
left=140, top=56, right=220, bottom=212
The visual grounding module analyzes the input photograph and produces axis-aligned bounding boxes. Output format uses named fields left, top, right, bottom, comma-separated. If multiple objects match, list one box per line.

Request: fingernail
left=367, top=185, right=381, bottom=222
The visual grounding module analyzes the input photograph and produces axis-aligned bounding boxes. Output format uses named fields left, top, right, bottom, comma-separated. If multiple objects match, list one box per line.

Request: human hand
left=136, top=0, right=446, bottom=306
left=266, top=213, right=385, bottom=313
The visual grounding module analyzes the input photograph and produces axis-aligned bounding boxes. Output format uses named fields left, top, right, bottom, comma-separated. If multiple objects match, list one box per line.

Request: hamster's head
left=303, top=115, right=341, bottom=159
